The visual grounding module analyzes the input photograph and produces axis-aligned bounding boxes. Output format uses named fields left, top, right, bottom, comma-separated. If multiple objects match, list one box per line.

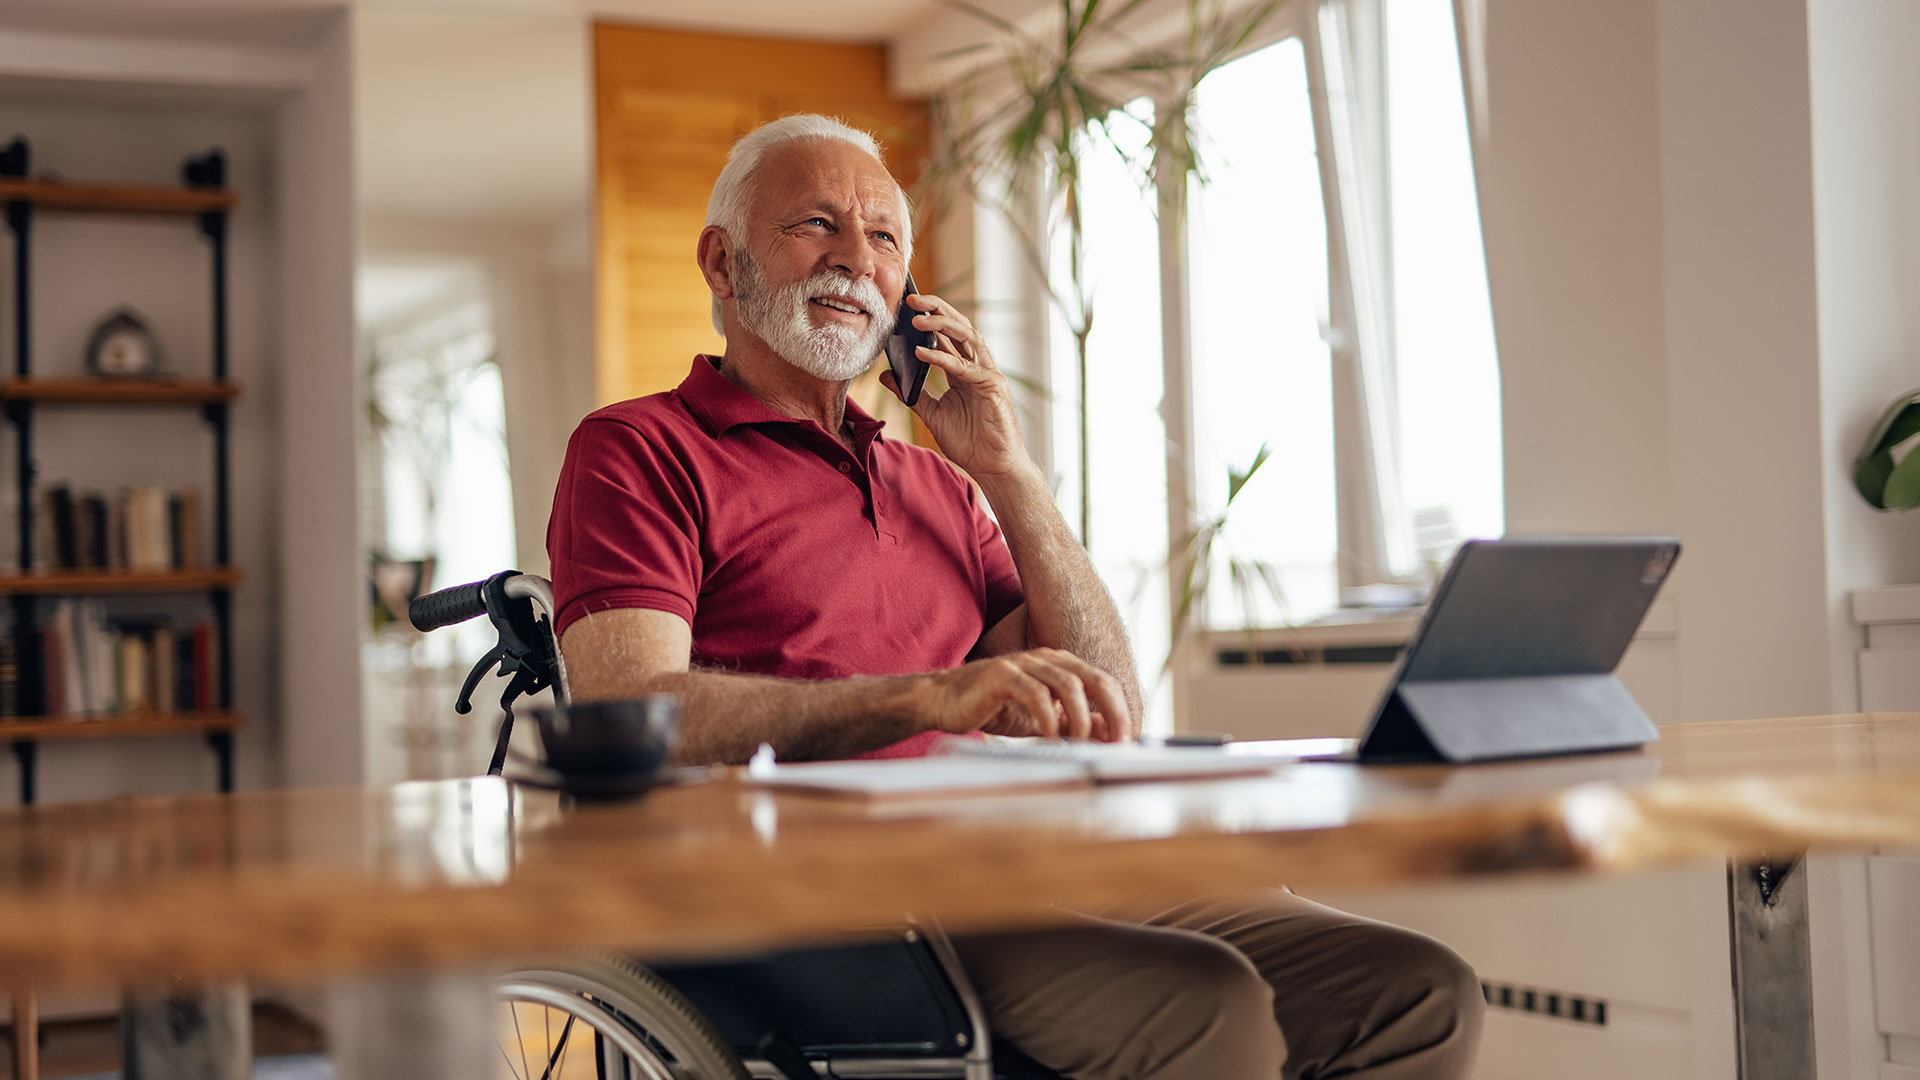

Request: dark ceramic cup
left=533, top=695, right=680, bottom=783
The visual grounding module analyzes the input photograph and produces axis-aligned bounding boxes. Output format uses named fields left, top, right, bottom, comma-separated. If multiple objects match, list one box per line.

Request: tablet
left=1341, top=536, right=1680, bottom=763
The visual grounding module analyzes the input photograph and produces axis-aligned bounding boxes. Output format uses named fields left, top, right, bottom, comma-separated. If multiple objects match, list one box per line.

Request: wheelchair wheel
left=497, top=952, right=750, bottom=1080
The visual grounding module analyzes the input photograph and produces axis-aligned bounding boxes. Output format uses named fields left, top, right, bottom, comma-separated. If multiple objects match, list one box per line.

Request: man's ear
left=697, top=226, right=736, bottom=302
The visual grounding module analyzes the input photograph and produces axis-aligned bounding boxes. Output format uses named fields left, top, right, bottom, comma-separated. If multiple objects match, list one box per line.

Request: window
left=360, top=265, right=517, bottom=664
left=1187, top=38, right=1341, bottom=625
left=1046, top=102, right=1172, bottom=722
left=1380, top=0, right=1503, bottom=570
left=1010, top=0, right=1500, bottom=728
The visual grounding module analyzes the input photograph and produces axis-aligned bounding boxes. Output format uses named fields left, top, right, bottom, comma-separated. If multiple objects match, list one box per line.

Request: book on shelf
left=30, top=483, right=204, bottom=574
left=0, top=601, right=222, bottom=720
left=0, top=635, right=15, bottom=719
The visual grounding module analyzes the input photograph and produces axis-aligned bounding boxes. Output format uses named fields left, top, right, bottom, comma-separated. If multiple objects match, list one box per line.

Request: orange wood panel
left=592, top=23, right=932, bottom=407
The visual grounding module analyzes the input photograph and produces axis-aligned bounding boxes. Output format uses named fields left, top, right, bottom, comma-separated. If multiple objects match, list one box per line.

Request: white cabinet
left=1853, top=585, right=1920, bottom=1074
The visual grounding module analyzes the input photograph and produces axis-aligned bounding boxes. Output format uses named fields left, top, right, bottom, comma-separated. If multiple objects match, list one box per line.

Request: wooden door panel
left=596, top=87, right=759, bottom=404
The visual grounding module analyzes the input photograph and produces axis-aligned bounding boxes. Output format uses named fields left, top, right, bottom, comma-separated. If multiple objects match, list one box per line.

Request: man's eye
left=873, top=232, right=897, bottom=246
left=803, top=217, right=831, bottom=228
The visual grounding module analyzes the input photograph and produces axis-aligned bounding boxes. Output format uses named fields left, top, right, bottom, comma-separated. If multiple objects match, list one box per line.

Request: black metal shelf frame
left=0, top=138, right=236, bottom=804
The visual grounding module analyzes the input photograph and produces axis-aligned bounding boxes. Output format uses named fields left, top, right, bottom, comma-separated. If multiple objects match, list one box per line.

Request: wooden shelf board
left=0, top=711, right=243, bottom=741
left=0, top=568, right=242, bottom=595
left=0, top=379, right=240, bottom=405
left=0, top=178, right=236, bottom=216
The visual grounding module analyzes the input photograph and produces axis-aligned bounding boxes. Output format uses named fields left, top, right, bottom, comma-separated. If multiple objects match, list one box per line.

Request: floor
left=0, top=1002, right=327, bottom=1080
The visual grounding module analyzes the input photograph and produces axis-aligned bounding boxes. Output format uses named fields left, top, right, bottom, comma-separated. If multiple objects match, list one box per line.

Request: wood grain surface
left=0, top=179, right=236, bottom=216
left=0, top=713, right=1915, bottom=991
left=0, top=710, right=242, bottom=741
left=0, top=379, right=241, bottom=405
left=0, top=567, right=243, bottom=595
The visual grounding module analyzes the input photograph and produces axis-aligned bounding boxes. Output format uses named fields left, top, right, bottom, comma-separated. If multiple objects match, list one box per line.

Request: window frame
left=1151, top=5, right=1401, bottom=677
left=959, top=0, right=1496, bottom=723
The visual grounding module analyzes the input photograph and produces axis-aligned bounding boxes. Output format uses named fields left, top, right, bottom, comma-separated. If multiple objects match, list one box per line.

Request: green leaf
left=1880, top=399, right=1920, bottom=449
left=930, top=40, right=998, bottom=62
left=1885, top=442, right=1920, bottom=510
left=1856, top=452, right=1895, bottom=509
left=1226, top=443, right=1273, bottom=504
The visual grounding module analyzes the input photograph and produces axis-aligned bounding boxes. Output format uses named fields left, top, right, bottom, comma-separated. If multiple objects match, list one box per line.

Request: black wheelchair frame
left=410, top=571, right=1058, bottom=1080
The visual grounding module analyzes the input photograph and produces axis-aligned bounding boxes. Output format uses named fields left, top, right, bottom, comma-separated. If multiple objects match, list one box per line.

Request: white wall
left=1806, top=0, right=1920, bottom=714
left=275, top=11, right=363, bottom=788
left=1655, top=0, right=1834, bottom=727
left=0, top=95, right=281, bottom=801
left=1474, top=0, right=1675, bottom=540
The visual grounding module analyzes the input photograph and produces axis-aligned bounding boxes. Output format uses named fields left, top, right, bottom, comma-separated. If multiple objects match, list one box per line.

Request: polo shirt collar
left=678, top=355, right=888, bottom=443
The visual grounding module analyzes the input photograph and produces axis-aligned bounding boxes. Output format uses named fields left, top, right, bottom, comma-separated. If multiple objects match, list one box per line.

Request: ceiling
left=0, top=0, right=994, bottom=227
left=0, top=0, right=944, bottom=50
left=354, top=10, right=591, bottom=223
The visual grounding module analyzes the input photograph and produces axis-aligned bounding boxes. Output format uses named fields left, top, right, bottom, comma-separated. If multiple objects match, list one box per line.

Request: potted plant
left=926, top=0, right=1282, bottom=550
left=1854, top=389, right=1920, bottom=511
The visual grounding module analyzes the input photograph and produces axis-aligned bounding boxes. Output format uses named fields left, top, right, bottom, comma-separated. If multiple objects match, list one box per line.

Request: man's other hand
left=879, top=291, right=1034, bottom=484
left=916, top=648, right=1132, bottom=742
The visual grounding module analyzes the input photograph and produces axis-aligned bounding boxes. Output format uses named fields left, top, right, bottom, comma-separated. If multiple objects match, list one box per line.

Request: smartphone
left=884, top=273, right=934, bottom=407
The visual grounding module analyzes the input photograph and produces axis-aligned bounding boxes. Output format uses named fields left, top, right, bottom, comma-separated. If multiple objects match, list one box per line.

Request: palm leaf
left=1226, top=442, right=1273, bottom=504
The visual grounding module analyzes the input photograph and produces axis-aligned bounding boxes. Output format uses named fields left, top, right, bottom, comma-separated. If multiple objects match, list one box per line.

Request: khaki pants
left=952, top=889, right=1485, bottom=1080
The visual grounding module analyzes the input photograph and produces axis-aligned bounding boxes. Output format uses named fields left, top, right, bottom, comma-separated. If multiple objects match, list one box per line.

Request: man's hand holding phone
left=879, top=286, right=1035, bottom=485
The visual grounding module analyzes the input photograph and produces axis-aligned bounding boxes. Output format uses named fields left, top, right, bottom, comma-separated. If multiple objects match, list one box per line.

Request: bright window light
left=1385, top=0, right=1503, bottom=569
left=1188, top=38, right=1340, bottom=627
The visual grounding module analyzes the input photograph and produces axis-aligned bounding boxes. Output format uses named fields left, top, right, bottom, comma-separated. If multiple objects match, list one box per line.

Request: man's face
left=730, top=139, right=910, bottom=382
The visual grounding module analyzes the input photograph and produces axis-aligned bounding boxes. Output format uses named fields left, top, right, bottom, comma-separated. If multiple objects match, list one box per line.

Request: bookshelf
left=0, top=137, right=240, bottom=805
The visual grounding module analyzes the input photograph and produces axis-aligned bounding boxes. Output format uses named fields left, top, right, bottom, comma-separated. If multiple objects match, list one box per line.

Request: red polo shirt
left=547, top=356, right=1026, bottom=756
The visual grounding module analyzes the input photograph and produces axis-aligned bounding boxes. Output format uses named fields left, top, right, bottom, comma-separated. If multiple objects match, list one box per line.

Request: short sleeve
left=967, top=481, right=1026, bottom=632
left=546, top=417, right=704, bottom=636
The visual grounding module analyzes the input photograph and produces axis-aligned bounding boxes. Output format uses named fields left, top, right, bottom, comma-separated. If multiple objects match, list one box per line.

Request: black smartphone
left=884, top=273, right=934, bottom=407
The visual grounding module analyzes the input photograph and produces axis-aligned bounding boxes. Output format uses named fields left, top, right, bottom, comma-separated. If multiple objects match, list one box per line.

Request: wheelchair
left=410, top=571, right=1064, bottom=1080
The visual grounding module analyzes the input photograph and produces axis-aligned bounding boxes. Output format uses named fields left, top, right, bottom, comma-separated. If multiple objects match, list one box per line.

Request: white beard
left=733, top=249, right=895, bottom=382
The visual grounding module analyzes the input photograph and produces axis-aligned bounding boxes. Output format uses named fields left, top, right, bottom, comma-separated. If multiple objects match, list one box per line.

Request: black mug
left=533, top=695, right=679, bottom=782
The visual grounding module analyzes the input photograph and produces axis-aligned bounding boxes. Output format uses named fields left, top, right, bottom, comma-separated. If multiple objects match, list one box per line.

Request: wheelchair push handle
left=409, top=577, right=495, bottom=632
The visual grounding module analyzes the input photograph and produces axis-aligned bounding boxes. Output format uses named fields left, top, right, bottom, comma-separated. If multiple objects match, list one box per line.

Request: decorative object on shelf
left=0, top=136, right=26, bottom=179
left=369, top=553, right=435, bottom=634
left=1854, top=388, right=1920, bottom=511
left=84, top=308, right=165, bottom=377
left=181, top=148, right=226, bottom=189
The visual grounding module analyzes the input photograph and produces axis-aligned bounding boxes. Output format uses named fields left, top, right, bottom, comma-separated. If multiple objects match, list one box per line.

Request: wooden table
left=2, top=712, right=1918, bottom=1076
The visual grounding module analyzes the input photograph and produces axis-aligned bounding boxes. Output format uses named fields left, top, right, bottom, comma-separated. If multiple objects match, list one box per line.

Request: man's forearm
left=631, top=668, right=928, bottom=766
left=978, top=466, right=1146, bottom=733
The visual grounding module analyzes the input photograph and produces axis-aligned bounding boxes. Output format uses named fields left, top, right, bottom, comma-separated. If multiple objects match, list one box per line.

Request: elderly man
left=549, top=114, right=1483, bottom=1080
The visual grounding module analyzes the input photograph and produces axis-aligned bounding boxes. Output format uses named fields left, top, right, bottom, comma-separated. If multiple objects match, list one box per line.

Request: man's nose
left=826, top=230, right=879, bottom=281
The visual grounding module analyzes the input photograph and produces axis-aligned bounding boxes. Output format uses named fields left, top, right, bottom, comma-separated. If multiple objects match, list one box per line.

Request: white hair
left=706, top=114, right=913, bottom=334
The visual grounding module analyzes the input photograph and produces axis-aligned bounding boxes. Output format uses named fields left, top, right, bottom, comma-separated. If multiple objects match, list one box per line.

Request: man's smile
left=809, top=295, right=870, bottom=321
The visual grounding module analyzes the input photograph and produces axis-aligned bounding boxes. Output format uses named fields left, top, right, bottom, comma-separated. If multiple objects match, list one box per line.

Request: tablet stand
left=1358, top=673, right=1659, bottom=763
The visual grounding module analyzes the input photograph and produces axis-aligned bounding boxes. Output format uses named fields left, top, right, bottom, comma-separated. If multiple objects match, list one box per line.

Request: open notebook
left=743, top=736, right=1336, bottom=798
